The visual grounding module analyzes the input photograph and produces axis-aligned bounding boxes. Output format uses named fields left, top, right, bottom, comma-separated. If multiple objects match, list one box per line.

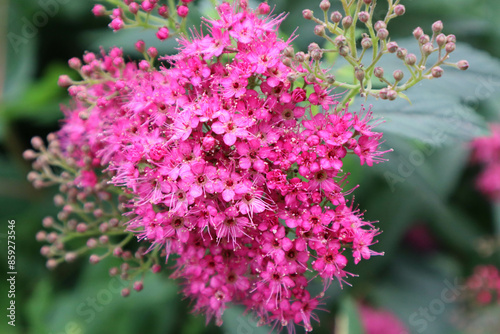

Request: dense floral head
left=28, top=2, right=390, bottom=332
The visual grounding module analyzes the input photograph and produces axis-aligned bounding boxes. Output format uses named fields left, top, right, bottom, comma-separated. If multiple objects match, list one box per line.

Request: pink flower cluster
left=464, top=265, right=500, bottom=306
left=471, top=124, right=500, bottom=202
left=57, top=2, right=386, bottom=331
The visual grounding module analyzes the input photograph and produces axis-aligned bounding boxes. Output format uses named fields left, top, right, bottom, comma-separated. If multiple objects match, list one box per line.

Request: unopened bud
left=339, top=45, right=350, bottom=57
left=65, top=252, right=77, bottom=263
left=284, top=46, right=294, bottom=58
left=432, top=20, right=443, bottom=33
left=445, top=42, right=456, bottom=53
left=419, top=34, right=430, bottom=45
left=355, top=68, right=365, bottom=82
left=133, top=281, right=144, bottom=291
left=436, top=34, right=446, bottom=47
left=295, top=52, right=306, bottom=62
left=330, top=11, right=342, bottom=23
left=405, top=53, right=417, bottom=66
left=387, top=89, right=398, bottom=100
left=413, top=27, right=423, bottom=39
left=311, top=49, right=323, bottom=61
left=386, top=42, right=398, bottom=53
left=76, top=223, right=87, bottom=233
left=374, top=20, right=386, bottom=31
left=302, top=9, right=313, bottom=20
left=457, top=60, right=469, bottom=71
left=46, top=259, right=58, bottom=270
left=379, top=88, right=388, bottom=100
left=393, top=70, right=404, bottom=81
left=342, top=16, right=353, bottom=29
left=87, top=238, right=98, bottom=248
left=363, top=0, right=372, bottom=4
left=326, top=75, right=335, bottom=84
left=394, top=4, right=405, bottom=16
left=43, top=216, right=55, bottom=228
left=135, top=40, right=146, bottom=53
left=396, top=48, right=407, bottom=60
left=446, top=35, right=457, bottom=43
left=314, top=25, right=325, bottom=36
left=319, top=0, right=330, bottom=11
left=361, top=37, right=372, bottom=49
left=377, top=28, right=389, bottom=40
left=89, top=254, right=100, bottom=264
left=374, top=67, right=384, bottom=78
left=358, top=11, right=370, bottom=23
left=432, top=66, right=444, bottom=78
left=36, top=231, right=47, bottom=242
left=121, top=288, right=130, bottom=297
left=422, top=43, right=434, bottom=55
left=334, top=35, right=346, bottom=47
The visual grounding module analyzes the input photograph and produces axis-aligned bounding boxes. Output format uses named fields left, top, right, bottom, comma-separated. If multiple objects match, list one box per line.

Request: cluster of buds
left=24, top=135, right=162, bottom=297
left=297, top=0, right=468, bottom=103
left=92, top=0, right=196, bottom=39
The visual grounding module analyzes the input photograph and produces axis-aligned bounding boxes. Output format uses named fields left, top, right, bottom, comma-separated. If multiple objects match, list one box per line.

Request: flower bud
left=129, top=2, right=139, bottom=15
left=58, top=75, right=72, bottom=87
left=134, top=281, right=144, bottom=292
left=147, top=47, right=158, bottom=58
left=394, top=4, right=405, bottom=16
left=432, top=20, right=443, bottom=33
left=99, top=235, right=109, bottom=244
left=405, top=53, right=417, bottom=66
left=334, top=35, right=346, bottom=47
left=86, top=238, right=97, bottom=249
left=339, top=45, right=350, bottom=57
left=396, top=48, right=407, bottom=60
left=419, top=34, right=430, bottom=45
left=319, top=0, right=330, bottom=11
left=358, top=11, right=370, bottom=23
left=330, top=11, right=342, bottom=23
left=342, top=16, right=353, bottom=29
left=76, top=223, right=88, bottom=233
left=379, top=88, right=388, bottom=99
left=374, top=67, right=384, bottom=78
left=386, top=42, right=398, bottom=53
left=413, top=27, right=423, bottom=40
left=68, top=57, right=82, bottom=70
left=314, top=25, right=325, bottom=36
left=377, top=28, right=389, bottom=40
left=43, top=216, right=55, bottom=228
left=152, top=264, right=162, bottom=273
left=374, top=20, right=386, bottom=31
left=121, top=288, right=131, bottom=297
left=422, top=43, right=434, bottom=55
left=46, top=259, right=58, bottom=270
left=295, top=52, right=306, bottom=62
left=326, top=75, right=335, bottom=84
left=302, top=9, right=313, bottom=20
left=92, top=5, right=106, bottom=16
left=355, top=68, right=365, bottom=82
left=457, top=60, right=469, bottom=71
left=158, top=5, right=169, bottom=18
left=257, top=2, right=270, bottom=15
left=36, top=231, right=47, bottom=242
left=109, top=267, right=119, bottom=276
left=156, top=27, right=169, bottom=41
left=311, top=48, right=323, bottom=61
left=65, top=252, right=77, bottom=263
left=177, top=5, right=189, bottom=17
left=393, top=70, right=404, bottom=81
left=387, top=89, right=398, bottom=100
left=361, top=37, right=372, bottom=49
left=445, top=42, right=456, bottom=53
left=436, top=34, right=446, bottom=47
left=431, top=66, right=443, bottom=78
left=363, top=0, right=372, bottom=4
left=446, top=34, right=457, bottom=43
left=308, top=42, right=320, bottom=53
left=89, top=254, right=100, bottom=264
left=284, top=46, right=294, bottom=58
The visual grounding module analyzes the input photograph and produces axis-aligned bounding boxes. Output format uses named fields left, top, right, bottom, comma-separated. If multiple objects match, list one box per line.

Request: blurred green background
left=1, top=0, right=500, bottom=333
